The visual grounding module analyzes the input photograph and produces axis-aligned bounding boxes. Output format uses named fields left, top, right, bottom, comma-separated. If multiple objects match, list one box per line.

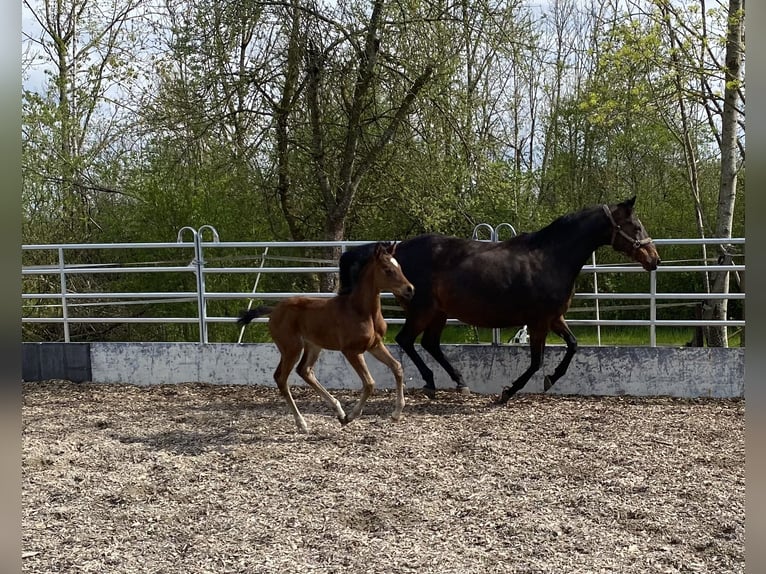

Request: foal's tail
left=237, top=305, right=274, bottom=326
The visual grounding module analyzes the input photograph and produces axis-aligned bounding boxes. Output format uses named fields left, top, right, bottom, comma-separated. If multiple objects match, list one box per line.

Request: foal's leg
left=421, top=313, right=469, bottom=394
left=543, top=316, right=578, bottom=391
left=497, top=328, right=548, bottom=404
left=367, top=342, right=405, bottom=422
left=341, top=352, right=376, bottom=425
left=296, top=342, right=347, bottom=424
left=272, top=343, right=309, bottom=433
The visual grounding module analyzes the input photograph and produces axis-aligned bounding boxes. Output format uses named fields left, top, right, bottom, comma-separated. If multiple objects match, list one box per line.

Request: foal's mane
left=337, top=241, right=392, bottom=295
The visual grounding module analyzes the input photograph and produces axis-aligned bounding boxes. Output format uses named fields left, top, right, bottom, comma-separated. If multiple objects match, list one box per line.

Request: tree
left=545, top=0, right=744, bottom=343
left=22, top=0, right=146, bottom=241
left=704, top=0, right=744, bottom=346
left=22, top=0, right=153, bottom=341
left=655, top=0, right=745, bottom=346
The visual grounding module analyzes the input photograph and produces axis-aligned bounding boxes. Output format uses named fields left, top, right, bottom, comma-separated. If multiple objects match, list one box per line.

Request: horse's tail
left=237, top=305, right=274, bottom=326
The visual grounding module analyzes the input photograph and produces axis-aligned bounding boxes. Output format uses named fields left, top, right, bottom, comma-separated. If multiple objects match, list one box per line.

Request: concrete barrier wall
left=22, top=342, right=744, bottom=398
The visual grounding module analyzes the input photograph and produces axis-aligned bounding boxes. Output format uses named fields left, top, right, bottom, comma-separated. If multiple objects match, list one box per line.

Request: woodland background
left=21, top=0, right=745, bottom=344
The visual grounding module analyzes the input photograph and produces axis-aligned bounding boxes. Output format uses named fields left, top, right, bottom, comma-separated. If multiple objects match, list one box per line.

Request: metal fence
left=22, top=226, right=745, bottom=346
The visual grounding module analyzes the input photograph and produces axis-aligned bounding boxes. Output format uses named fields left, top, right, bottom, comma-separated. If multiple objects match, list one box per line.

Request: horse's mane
left=337, top=241, right=392, bottom=295
left=520, top=204, right=601, bottom=248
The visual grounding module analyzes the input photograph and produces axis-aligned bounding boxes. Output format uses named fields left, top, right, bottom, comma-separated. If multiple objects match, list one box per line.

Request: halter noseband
left=602, top=205, right=653, bottom=249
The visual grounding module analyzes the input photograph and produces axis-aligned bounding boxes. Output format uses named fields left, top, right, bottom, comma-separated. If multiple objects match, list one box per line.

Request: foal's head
left=338, top=242, right=377, bottom=295
left=605, top=196, right=661, bottom=271
left=367, top=242, right=414, bottom=301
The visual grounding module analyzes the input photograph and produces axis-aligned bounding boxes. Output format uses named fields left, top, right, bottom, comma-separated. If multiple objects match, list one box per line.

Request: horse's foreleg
left=296, top=343, right=347, bottom=424
left=421, top=315, right=469, bottom=394
left=544, top=317, right=578, bottom=391
left=395, top=322, right=437, bottom=397
left=497, top=331, right=546, bottom=404
left=342, top=352, right=375, bottom=425
left=367, top=343, right=405, bottom=422
left=273, top=345, right=308, bottom=433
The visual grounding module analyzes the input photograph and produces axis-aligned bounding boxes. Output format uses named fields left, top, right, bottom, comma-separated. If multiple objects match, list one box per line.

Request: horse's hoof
left=338, top=415, right=350, bottom=426
left=543, top=376, right=554, bottom=392
left=496, top=388, right=514, bottom=404
left=422, top=386, right=436, bottom=399
left=456, top=385, right=471, bottom=395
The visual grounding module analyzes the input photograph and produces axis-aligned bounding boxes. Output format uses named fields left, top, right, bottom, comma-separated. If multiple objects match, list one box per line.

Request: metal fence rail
left=22, top=229, right=745, bottom=346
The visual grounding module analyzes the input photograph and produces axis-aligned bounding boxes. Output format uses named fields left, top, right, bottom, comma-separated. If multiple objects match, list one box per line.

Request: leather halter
left=602, top=205, right=653, bottom=249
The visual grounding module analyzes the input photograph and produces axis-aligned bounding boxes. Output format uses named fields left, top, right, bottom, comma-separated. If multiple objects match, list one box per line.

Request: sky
left=22, top=1, right=49, bottom=94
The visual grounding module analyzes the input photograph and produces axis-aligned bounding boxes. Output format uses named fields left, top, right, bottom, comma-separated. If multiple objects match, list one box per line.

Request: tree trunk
left=701, top=0, right=743, bottom=347
left=661, top=5, right=711, bottom=298
left=274, top=0, right=304, bottom=241
left=319, top=212, right=346, bottom=293
left=303, top=1, right=433, bottom=291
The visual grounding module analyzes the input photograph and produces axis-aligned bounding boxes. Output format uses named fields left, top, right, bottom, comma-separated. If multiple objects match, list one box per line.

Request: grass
left=384, top=325, right=744, bottom=348
left=221, top=317, right=743, bottom=348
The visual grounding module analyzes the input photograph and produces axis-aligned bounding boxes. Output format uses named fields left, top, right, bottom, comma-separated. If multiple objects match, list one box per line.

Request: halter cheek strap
left=602, top=205, right=653, bottom=249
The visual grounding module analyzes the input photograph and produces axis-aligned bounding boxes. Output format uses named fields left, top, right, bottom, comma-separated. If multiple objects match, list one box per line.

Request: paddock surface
left=22, top=381, right=744, bottom=574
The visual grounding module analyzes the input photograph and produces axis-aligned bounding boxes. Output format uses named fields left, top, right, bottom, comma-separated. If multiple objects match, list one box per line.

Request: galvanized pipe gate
left=22, top=234, right=746, bottom=345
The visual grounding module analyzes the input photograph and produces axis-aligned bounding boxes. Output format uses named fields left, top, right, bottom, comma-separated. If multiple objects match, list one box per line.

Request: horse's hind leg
left=273, top=344, right=309, bottom=433
left=296, top=342, right=347, bottom=424
left=544, top=316, right=578, bottom=391
left=341, top=352, right=375, bottom=425
left=367, top=342, right=405, bottom=422
left=497, top=329, right=547, bottom=404
left=421, top=314, right=469, bottom=394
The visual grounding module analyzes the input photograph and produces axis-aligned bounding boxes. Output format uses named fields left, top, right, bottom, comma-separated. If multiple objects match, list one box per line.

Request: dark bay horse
left=238, top=242, right=414, bottom=432
left=339, top=197, right=660, bottom=403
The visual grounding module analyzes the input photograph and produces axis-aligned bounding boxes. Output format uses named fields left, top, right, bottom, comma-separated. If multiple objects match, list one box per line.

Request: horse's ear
left=622, top=196, right=637, bottom=210
left=373, top=242, right=385, bottom=258
left=387, top=241, right=397, bottom=255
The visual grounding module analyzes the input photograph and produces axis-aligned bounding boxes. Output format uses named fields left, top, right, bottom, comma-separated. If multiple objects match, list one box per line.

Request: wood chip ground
left=22, top=381, right=744, bottom=573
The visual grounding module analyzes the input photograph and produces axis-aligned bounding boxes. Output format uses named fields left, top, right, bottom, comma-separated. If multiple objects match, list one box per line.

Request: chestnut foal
left=238, top=242, right=414, bottom=433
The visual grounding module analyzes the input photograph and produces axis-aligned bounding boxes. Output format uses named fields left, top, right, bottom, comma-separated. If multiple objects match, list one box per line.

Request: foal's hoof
left=543, top=376, right=554, bottom=392
left=338, top=414, right=350, bottom=426
left=456, top=385, right=471, bottom=395
left=422, top=386, right=436, bottom=399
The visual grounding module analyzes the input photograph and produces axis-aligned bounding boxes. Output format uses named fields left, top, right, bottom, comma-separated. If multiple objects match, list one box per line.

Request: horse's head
left=373, top=242, right=414, bottom=301
left=605, top=196, right=660, bottom=271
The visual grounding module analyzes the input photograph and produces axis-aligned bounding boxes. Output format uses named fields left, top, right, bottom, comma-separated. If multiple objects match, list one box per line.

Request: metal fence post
left=471, top=223, right=495, bottom=242
left=177, top=227, right=204, bottom=342
left=592, top=252, right=601, bottom=346
left=58, top=247, right=70, bottom=342
left=650, top=269, right=657, bottom=347
left=493, top=223, right=517, bottom=242
left=472, top=223, right=517, bottom=346
left=196, top=225, right=220, bottom=344
left=238, top=246, right=270, bottom=344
